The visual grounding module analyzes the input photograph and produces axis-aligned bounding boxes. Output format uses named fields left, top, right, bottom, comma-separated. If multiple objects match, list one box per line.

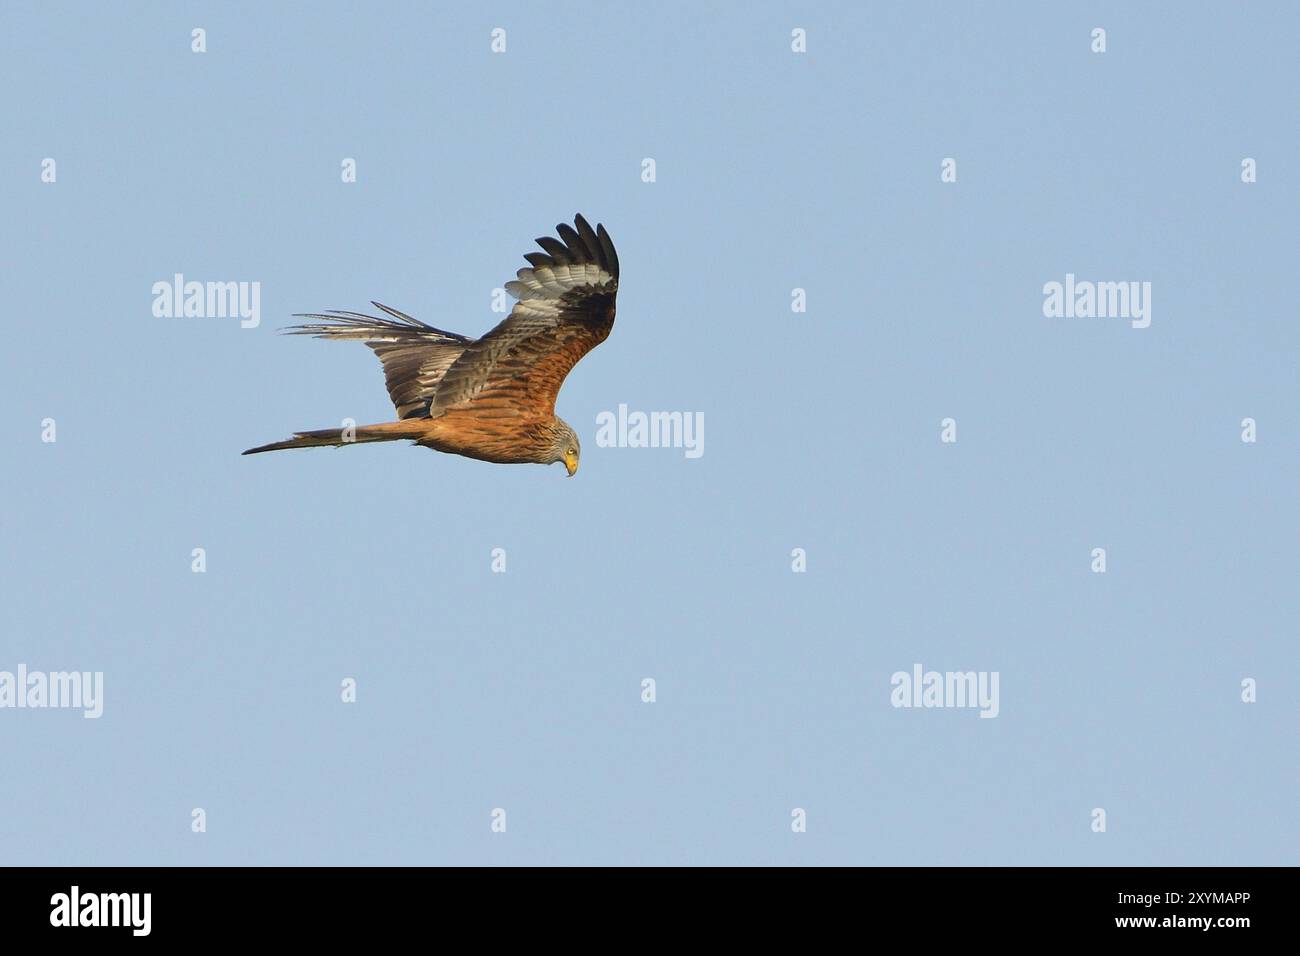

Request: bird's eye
left=567, top=448, right=575, bottom=457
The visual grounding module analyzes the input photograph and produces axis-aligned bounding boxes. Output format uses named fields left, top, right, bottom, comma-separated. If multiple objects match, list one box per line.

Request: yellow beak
left=564, top=452, right=578, bottom=477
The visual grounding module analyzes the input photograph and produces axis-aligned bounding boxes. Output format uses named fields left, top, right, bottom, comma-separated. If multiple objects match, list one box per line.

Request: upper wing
left=429, top=214, right=619, bottom=416
left=287, top=302, right=474, bottom=419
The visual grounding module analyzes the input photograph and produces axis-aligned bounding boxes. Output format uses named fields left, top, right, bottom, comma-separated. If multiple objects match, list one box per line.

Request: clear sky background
left=1, top=2, right=1296, bottom=865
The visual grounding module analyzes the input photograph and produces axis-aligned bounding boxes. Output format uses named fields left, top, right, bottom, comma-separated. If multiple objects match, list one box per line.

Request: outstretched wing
left=287, top=302, right=474, bottom=419
left=429, top=214, right=619, bottom=417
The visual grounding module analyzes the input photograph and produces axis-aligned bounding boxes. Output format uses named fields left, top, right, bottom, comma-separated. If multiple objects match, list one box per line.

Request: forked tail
left=242, top=421, right=422, bottom=456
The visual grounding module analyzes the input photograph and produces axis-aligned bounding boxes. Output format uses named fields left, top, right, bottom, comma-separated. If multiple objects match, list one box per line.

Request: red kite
left=244, top=214, right=618, bottom=476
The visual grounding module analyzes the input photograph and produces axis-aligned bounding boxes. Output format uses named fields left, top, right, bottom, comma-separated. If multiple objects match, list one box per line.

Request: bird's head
left=552, top=421, right=580, bottom=477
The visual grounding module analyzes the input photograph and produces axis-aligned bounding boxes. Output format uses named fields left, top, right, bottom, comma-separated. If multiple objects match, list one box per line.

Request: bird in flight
left=243, top=214, right=618, bottom=476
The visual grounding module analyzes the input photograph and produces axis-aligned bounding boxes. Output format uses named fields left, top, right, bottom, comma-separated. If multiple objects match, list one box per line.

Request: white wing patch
left=505, top=263, right=613, bottom=302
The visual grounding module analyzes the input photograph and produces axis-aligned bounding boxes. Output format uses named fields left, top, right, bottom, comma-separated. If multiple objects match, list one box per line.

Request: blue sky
left=0, top=1, right=1296, bottom=865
